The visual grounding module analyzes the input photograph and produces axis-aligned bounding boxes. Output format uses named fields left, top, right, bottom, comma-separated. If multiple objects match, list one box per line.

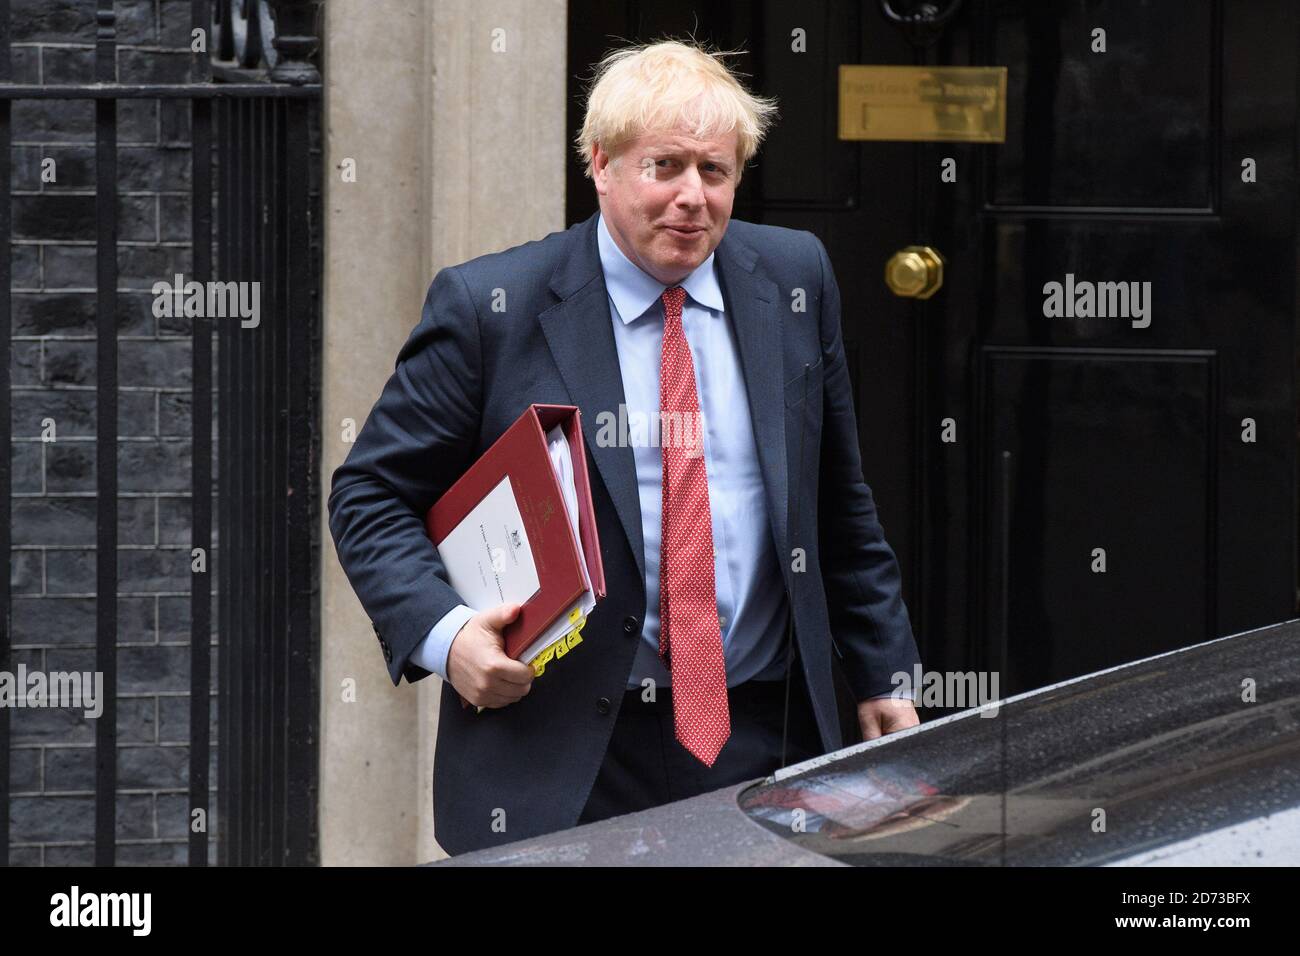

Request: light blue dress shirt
left=596, top=213, right=792, bottom=690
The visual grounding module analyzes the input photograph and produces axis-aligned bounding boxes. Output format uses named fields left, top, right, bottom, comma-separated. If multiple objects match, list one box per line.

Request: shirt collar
left=597, top=211, right=725, bottom=324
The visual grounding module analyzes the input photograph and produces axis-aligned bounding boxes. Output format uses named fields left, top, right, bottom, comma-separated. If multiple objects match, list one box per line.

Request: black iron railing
left=0, top=0, right=322, bottom=866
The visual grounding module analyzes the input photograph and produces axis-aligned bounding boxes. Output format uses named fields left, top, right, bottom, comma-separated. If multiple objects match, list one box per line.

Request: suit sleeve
left=810, top=233, right=922, bottom=700
left=327, top=265, right=484, bottom=687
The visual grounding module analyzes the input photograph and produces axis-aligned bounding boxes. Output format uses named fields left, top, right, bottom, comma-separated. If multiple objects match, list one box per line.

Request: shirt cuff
left=868, top=690, right=916, bottom=701
left=409, top=604, right=477, bottom=682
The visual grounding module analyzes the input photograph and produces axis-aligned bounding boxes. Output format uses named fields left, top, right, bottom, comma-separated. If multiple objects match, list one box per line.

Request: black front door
left=567, top=0, right=1299, bottom=698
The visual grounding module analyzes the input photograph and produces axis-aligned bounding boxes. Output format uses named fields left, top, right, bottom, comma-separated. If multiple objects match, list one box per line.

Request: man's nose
left=675, top=167, right=706, bottom=207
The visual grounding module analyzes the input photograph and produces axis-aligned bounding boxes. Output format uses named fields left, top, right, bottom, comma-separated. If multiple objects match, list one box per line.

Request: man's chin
left=649, top=246, right=709, bottom=276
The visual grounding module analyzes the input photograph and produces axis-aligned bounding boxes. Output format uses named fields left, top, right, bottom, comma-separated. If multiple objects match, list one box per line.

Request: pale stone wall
left=319, top=0, right=567, bottom=865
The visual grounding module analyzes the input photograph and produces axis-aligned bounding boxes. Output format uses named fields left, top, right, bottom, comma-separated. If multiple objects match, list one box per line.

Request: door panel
left=988, top=1, right=1216, bottom=211
left=983, top=347, right=1214, bottom=690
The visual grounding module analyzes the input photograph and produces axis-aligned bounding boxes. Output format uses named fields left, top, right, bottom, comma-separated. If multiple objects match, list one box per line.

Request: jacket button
left=373, top=624, right=393, bottom=663
left=596, top=697, right=611, bottom=715
left=622, top=616, right=639, bottom=635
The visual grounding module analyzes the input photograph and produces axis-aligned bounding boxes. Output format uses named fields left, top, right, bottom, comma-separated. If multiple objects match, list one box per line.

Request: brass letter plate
left=838, top=65, right=1007, bottom=142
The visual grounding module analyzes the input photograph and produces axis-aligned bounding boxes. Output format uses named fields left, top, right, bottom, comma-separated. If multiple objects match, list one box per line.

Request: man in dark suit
left=328, top=39, right=921, bottom=857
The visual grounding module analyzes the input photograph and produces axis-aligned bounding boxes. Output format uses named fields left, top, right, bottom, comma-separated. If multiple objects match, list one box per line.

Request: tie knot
left=661, top=285, right=687, bottom=317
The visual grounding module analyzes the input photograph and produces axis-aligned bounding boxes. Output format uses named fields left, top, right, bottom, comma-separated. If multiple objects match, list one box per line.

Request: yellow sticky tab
left=531, top=643, right=556, bottom=677
left=530, top=612, right=587, bottom=676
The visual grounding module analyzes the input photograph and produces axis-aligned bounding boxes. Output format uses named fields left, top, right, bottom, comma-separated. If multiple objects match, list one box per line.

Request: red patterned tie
left=658, top=285, right=730, bottom=767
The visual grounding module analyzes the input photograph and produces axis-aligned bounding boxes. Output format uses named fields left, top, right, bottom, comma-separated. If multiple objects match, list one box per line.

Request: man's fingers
left=477, top=602, right=533, bottom=685
left=489, top=656, right=535, bottom=687
left=859, top=713, right=882, bottom=740
left=476, top=680, right=532, bottom=709
left=885, top=705, right=920, bottom=732
left=857, top=699, right=919, bottom=741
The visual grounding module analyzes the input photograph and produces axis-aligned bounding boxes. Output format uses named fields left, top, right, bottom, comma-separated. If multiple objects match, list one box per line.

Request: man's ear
left=592, top=144, right=610, bottom=194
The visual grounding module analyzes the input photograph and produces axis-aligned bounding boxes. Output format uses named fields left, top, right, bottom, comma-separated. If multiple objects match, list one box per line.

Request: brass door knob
left=885, top=245, right=945, bottom=299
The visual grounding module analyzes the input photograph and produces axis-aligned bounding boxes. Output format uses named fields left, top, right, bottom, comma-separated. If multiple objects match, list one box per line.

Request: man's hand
left=445, top=602, right=534, bottom=708
left=857, top=697, right=919, bottom=741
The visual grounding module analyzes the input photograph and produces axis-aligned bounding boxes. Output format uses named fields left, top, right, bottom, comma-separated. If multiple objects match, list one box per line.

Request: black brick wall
left=8, top=0, right=219, bottom=866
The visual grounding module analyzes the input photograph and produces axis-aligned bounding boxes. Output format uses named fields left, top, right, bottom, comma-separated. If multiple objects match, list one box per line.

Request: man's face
left=593, top=122, right=739, bottom=286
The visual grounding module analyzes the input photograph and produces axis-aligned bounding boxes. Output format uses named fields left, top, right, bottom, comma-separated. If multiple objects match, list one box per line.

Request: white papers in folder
left=515, top=424, right=597, bottom=665
left=435, top=475, right=542, bottom=615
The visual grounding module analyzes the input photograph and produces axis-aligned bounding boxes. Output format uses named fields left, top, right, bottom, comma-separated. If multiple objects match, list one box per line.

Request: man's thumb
left=482, top=601, right=523, bottom=634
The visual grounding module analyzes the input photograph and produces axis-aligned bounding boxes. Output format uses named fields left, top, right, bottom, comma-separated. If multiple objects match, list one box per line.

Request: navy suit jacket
left=327, top=210, right=920, bottom=856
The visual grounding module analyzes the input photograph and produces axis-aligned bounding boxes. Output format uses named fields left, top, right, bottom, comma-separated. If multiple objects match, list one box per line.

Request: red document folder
left=424, top=404, right=606, bottom=705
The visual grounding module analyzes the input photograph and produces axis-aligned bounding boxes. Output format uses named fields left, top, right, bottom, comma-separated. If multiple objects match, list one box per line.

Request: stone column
left=320, top=0, right=567, bottom=865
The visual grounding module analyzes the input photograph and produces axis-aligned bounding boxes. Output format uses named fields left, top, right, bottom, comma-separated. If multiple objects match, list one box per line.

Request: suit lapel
left=539, top=214, right=647, bottom=583
left=538, top=214, right=790, bottom=590
left=715, top=233, right=789, bottom=567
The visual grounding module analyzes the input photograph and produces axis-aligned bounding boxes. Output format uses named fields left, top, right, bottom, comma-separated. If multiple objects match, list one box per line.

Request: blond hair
left=574, top=38, right=779, bottom=184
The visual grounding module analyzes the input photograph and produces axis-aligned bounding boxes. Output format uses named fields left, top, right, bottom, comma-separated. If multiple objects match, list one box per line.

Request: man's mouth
left=664, top=225, right=704, bottom=236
